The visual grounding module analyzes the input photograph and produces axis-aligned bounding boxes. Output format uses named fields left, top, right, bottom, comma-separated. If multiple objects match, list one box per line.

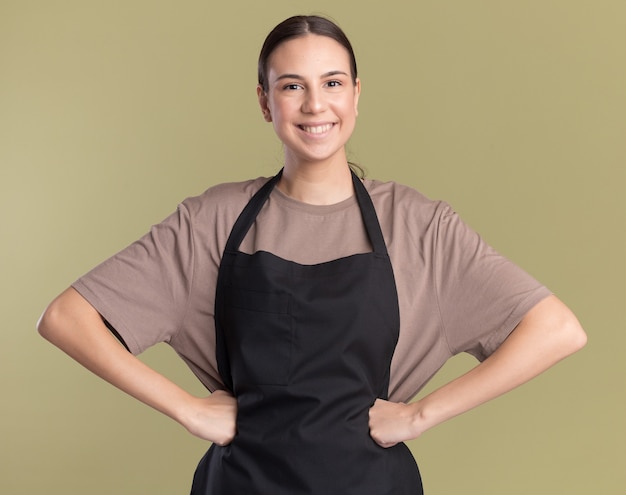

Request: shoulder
left=363, top=178, right=452, bottom=227
left=180, top=176, right=270, bottom=219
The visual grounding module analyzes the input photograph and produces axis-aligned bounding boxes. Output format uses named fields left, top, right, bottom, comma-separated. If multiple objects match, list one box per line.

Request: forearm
left=37, top=287, right=236, bottom=444
left=411, top=295, right=587, bottom=435
left=38, top=288, right=194, bottom=421
left=369, top=295, right=586, bottom=447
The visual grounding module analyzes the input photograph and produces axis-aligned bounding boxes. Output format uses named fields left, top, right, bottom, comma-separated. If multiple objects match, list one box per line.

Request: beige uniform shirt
left=73, top=176, right=550, bottom=402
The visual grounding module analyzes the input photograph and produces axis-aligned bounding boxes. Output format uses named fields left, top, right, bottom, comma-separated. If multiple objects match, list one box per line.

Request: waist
left=202, top=437, right=420, bottom=495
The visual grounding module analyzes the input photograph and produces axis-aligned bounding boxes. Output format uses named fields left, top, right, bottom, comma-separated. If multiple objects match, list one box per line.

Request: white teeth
left=300, top=124, right=333, bottom=134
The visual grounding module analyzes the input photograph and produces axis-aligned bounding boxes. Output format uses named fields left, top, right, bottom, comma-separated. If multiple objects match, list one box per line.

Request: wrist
left=408, top=398, right=439, bottom=437
left=168, top=390, right=198, bottom=429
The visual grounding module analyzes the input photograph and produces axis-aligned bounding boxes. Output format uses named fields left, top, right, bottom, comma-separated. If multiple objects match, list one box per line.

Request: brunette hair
left=257, top=15, right=358, bottom=92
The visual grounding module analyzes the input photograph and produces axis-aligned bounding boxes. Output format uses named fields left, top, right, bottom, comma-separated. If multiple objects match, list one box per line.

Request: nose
left=302, top=87, right=325, bottom=114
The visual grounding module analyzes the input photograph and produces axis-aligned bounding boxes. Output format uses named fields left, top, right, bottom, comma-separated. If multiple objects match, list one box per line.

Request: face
left=257, top=34, right=361, bottom=169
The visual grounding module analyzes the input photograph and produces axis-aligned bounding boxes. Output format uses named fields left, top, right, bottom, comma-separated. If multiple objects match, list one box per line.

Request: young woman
left=38, top=15, right=587, bottom=494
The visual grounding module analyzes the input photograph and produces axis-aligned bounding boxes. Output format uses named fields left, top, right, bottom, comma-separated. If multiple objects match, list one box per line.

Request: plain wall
left=1, top=1, right=624, bottom=493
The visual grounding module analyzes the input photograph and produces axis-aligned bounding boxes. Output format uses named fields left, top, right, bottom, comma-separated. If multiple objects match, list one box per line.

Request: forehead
left=267, top=34, right=352, bottom=75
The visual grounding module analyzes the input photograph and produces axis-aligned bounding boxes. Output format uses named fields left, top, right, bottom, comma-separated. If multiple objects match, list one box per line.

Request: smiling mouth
left=298, top=123, right=334, bottom=134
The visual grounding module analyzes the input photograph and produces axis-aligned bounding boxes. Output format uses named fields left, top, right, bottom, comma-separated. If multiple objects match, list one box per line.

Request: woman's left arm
left=368, top=294, right=587, bottom=448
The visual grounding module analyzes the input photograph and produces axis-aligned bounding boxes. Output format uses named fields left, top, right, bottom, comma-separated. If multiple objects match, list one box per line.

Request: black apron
left=191, top=170, right=423, bottom=494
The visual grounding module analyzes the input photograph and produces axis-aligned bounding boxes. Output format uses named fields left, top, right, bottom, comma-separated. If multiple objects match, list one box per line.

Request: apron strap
left=223, top=168, right=388, bottom=256
left=351, top=171, right=388, bottom=256
left=223, top=170, right=283, bottom=252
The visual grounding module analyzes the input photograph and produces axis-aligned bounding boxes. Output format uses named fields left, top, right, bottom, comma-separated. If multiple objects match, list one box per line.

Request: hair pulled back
left=258, top=15, right=358, bottom=92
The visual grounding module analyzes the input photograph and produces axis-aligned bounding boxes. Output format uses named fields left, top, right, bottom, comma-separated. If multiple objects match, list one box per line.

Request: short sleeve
left=72, top=204, right=195, bottom=355
left=434, top=204, right=551, bottom=361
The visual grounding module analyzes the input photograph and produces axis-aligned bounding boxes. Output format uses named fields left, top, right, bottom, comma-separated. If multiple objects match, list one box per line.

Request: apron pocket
left=223, top=288, right=293, bottom=386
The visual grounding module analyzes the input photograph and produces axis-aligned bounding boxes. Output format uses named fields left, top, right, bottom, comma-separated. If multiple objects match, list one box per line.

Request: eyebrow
left=274, top=70, right=349, bottom=82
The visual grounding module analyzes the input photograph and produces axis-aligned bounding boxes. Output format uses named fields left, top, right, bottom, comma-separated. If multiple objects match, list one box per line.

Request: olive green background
left=1, top=1, right=624, bottom=493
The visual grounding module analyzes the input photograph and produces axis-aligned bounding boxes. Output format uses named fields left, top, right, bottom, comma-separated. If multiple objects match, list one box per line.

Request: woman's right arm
left=37, top=287, right=237, bottom=446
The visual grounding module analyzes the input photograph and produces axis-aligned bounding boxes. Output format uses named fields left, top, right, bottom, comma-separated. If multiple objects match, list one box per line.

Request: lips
left=298, top=123, right=335, bottom=134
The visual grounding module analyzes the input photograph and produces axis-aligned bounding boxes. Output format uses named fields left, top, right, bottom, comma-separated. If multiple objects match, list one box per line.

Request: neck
left=279, top=160, right=354, bottom=205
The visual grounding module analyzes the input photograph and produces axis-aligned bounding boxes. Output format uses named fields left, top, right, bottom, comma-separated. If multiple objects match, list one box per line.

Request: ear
left=353, top=78, right=361, bottom=117
left=257, top=84, right=272, bottom=122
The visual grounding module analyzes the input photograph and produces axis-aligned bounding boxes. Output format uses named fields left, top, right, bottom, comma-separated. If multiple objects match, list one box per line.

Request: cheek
left=269, top=107, right=293, bottom=139
left=342, top=99, right=359, bottom=122
left=268, top=99, right=293, bottom=123
left=337, top=92, right=358, bottom=114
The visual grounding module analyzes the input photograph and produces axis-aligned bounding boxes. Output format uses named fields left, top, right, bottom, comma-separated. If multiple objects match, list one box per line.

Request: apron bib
left=191, top=170, right=423, bottom=494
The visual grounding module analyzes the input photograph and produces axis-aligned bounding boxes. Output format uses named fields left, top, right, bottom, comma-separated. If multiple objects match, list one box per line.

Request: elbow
left=553, top=298, right=587, bottom=358
left=37, top=287, right=81, bottom=345
left=565, top=314, right=587, bottom=354
left=523, top=295, right=587, bottom=364
left=37, top=297, right=64, bottom=343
